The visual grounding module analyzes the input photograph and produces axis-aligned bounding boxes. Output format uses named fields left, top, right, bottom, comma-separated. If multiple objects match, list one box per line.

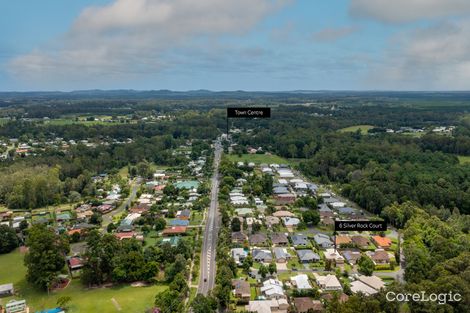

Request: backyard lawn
left=0, top=250, right=167, bottom=313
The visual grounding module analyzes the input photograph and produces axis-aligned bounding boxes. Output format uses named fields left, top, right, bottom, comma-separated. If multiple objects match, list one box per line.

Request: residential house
left=314, top=274, right=342, bottom=291
left=273, top=247, right=291, bottom=263
left=351, top=236, right=370, bottom=249
left=170, top=219, right=190, bottom=227
left=0, top=283, right=14, bottom=297
left=176, top=209, right=191, bottom=220
left=293, top=298, right=324, bottom=313
left=282, top=217, right=300, bottom=229
left=245, top=299, right=289, bottom=313
left=273, top=186, right=289, bottom=195
left=252, top=249, right=273, bottom=263
left=266, top=216, right=280, bottom=227
left=232, top=248, right=248, bottom=265
left=324, top=248, right=345, bottom=266
left=162, top=226, right=187, bottom=236
left=341, top=250, right=362, bottom=265
left=161, top=236, right=180, bottom=247
left=371, top=236, right=392, bottom=250
left=313, top=233, right=333, bottom=249
left=270, top=233, right=289, bottom=246
left=115, top=232, right=144, bottom=241
left=56, top=212, right=71, bottom=222
left=290, top=274, right=312, bottom=290
left=272, top=210, right=295, bottom=218
left=67, top=256, right=84, bottom=270
left=290, top=234, right=309, bottom=247
left=335, top=235, right=352, bottom=246
left=318, top=203, right=332, bottom=213
left=350, top=275, right=385, bottom=296
left=338, top=207, right=357, bottom=215
left=330, top=202, right=346, bottom=208
left=297, top=250, right=320, bottom=263
left=261, top=279, right=285, bottom=299
left=122, top=213, right=141, bottom=226
left=350, top=280, right=378, bottom=296
left=322, top=217, right=335, bottom=226
left=322, top=197, right=338, bottom=204
left=232, top=279, right=251, bottom=301
left=236, top=208, right=253, bottom=217
left=250, top=233, right=268, bottom=246
left=368, top=249, right=390, bottom=265
left=232, top=232, right=248, bottom=244
left=274, top=194, right=296, bottom=205
left=357, top=275, right=385, bottom=291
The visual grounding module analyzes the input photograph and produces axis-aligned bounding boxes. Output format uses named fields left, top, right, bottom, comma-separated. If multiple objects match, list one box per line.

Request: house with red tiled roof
left=162, top=226, right=187, bottom=236
left=114, top=232, right=144, bottom=241
left=335, top=235, right=352, bottom=246
left=68, top=256, right=84, bottom=270
left=371, top=236, right=392, bottom=250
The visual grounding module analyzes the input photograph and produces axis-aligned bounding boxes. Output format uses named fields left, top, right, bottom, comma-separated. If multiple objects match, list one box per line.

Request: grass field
left=0, top=250, right=167, bottom=313
left=458, top=155, right=470, bottom=164
left=338, top=125, right=374, bottom=134
left=118, top=166, right=129, bottom=179
left=226, top=153, right=292, bottom=165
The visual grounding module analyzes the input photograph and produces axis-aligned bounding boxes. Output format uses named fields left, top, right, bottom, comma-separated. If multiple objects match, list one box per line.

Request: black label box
left=227, top=107, right=271, bottom=118
left=334, top=220, right=387, bottom=231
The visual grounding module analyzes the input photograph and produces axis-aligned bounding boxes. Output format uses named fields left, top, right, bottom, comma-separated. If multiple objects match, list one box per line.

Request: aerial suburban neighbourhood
left=0, top=93, right=468, bottom=313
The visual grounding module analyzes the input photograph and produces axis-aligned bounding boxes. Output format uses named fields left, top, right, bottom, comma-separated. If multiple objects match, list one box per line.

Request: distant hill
left=1, top=89, right=470, bottom=101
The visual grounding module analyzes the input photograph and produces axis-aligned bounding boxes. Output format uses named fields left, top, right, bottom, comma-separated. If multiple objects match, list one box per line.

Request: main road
left=197, top=138, right=222, bottom=295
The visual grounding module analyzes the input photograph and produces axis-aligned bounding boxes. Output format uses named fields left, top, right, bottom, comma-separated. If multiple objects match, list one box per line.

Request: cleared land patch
left=338, top=124, right=374, bottom=134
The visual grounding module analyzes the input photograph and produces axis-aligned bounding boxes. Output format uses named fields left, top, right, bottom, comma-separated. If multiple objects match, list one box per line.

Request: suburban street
left=197, top=139, right=222, bottom=295
left=102, top=177, right=141, bottom=228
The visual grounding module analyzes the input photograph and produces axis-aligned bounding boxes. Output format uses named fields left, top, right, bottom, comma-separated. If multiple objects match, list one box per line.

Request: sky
left=2, top=0, right=470, bottom=91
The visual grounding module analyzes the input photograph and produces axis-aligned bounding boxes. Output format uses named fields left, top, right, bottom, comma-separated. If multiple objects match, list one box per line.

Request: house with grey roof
left=273, top=247, right=291, bottom=263
left=296, top=249, right=320, bottom=263
left=342, top=250, right=362, bottom=265
left=313, top=233, right=333, bottom=249
left=290, top=234, right=309, bottom=247
left=273, top=186, right=289, bottom=194
left=252, top=249, right=273, bottom=263
left=338, top=207, right=356, bottom=215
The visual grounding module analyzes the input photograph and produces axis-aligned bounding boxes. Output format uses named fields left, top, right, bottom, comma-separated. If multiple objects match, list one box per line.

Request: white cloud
left=350, top=0, right=470, bottom=23
left=367, top=21, right=470, bottom=89
left=312, top=26, right=358, bottom=42
left=8, top=0, right=289, bottom=87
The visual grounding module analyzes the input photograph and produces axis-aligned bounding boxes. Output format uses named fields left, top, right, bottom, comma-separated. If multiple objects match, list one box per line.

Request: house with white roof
left=282, top=217, right=300, bottom=228
left=231, top=248, right=248, bottom=265
left=313, top=273, right=342, bottom=291
left=291, top=274, right=312, bottom=290
left=245, top=299, right=289, bottom=313
left=324, top=248, right=345, bottom=265
left=261, top=279, right=286, bottom=299
left=350, top=275, right=385, bottom=296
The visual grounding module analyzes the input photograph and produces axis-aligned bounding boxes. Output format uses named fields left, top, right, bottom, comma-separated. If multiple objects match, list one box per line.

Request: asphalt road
left=197, top=140, right=222, bottom=296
